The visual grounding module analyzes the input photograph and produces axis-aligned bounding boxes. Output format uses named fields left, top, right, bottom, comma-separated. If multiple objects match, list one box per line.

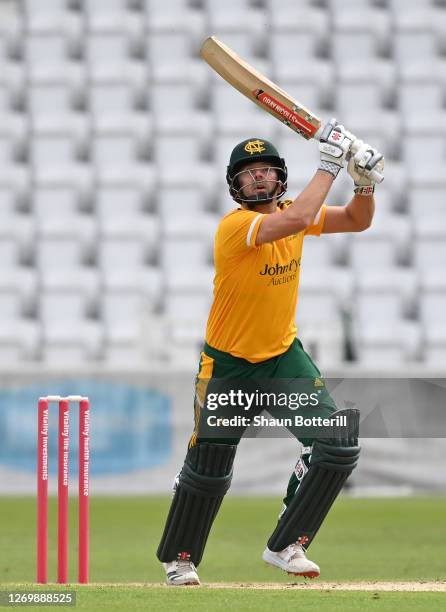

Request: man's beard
left=243, top=182, right=279, bottom=209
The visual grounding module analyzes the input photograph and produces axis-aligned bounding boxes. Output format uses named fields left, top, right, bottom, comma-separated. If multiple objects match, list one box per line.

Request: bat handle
left=368, top=168, right=384, bottom=184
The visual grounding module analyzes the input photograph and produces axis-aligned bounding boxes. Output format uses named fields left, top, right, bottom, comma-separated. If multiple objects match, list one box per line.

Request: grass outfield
left=1, top=496, right=446, bottom=610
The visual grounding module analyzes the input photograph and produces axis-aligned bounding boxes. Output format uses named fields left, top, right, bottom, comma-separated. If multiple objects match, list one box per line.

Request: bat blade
left=200, top=36, right=322, bottom=140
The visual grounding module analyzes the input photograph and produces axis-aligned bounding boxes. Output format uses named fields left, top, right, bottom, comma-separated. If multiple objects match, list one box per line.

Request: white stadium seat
left=399, top=83, right=443, bottom=117
left=336, top=81, right=383, bottom=114
left=404, top=135, right=446, bottom=169
left=349, top=237, right=397, bottom=270
left=206, top=0, right=264, bottom=34
left=85, top=0, right=144, bottom=39
left=162, top=238, right=211, bottom=272
left=157, top=187, right=208, bottom=217
left=394, top=31, right=438, bottom=64
left=146, top=0, right=205, bottom=40
left=332, top=32, right=377, bottom=63
left=90, top=82, right=136, bottom=116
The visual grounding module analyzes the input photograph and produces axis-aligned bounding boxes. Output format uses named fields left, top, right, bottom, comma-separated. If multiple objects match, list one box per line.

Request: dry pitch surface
left=10, top=581, right=445, bottom=591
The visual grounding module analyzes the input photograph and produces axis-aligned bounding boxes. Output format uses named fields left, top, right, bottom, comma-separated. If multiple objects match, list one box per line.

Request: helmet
left=226, top=138, right=288, bottom=204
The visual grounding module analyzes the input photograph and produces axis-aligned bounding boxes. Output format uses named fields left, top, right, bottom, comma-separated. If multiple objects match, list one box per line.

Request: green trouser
left=192, top=337, right=338, bottom=508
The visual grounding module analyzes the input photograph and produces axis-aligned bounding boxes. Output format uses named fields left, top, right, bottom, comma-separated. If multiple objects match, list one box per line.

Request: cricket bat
left=200, top=36, right=322, bottom=141
left=200, top=36, right=384, bottom=183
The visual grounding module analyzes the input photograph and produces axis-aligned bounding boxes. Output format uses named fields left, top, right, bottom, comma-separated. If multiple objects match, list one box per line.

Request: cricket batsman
left=157, top=119, right=384, bottom=585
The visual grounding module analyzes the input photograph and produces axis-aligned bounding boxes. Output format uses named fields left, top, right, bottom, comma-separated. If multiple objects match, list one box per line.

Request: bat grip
left=369, top=168, right=384, bottom=184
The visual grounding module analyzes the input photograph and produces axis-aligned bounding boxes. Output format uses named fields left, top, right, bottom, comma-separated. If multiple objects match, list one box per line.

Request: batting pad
left=267, top=408, right=360, bottom=552
left=157, top=443, right=236, bottom=566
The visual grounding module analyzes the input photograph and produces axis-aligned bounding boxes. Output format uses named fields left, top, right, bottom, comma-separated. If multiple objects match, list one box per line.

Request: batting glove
left=318, top=118, right=354, bottom=178
left=348, top=140, right=385, bottom=195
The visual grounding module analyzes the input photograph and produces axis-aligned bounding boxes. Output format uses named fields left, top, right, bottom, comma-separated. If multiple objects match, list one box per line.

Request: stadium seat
left=332, top=32, right=378, bottom=63
left=270, top=32, right=318, bottom=66
left=90, top=81, right=137, bottom=116
left=146, top=30, right=206, bottom=87
left=157, top=186, right=208, bottom=217
left=206, top=0, right=264, bottom=34
left=92, top=133, right=139, bottom=167
left=297, top=289, right=339, bottom=324
left=414, top=239, right=446, bottom=270
left=356, top=268, right=417, bottom=316
left=101, top=290, right=154, bottom=362
left=154, top=135, right=215, bottom=188
left=404, top=135, right=445, bottom=169
left=32, top=185, right=95, bottom=238
left=87, top=33, right=146, bottom=87
left=85, top=0, right=144, bottom=40
left=267, top=2, right=328, bottom=43
left=164, top=292, right=211, bottom=324
left=394, top=31, right=438, bottom=64
left=332, top=7, right=391, bottom=51
left=349, top=236, right=397, bottom=270
left=399, top=83, right=443, bottom=118
left=336, top=81, right=383, bottom=115
left=166, top=265, right=214, bottom=293
left=389, top=0, right=438, bottom=13
left=408, top=187, right=446, bottom=220
left=26, top=34, right=70, bottom=70
left=301, top=238, right=333, bottom=267
left=162, top=238, right=211, bottom=272
left=24, top=0, right=83, bottom=39
left=31, top=134, right=79, bottom=166
left=151, top=82, right=211, bottom=139
left=164, top=213, right=219, bottom=243
left=36, top=235, right=92, bottom=272
left=356, top=291, right=403, bottom=325
left=99, top=237, right=150, bottom=271
left=145, top=0, right=205, bottom=40
left=40, top=291, right=88, bottom=325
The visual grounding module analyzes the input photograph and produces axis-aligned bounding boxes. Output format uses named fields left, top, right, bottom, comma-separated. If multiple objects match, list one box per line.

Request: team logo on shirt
left=244, top=140, right=266, bottom=154
left=259, top=258, right=301, bottom=287
left=259, top=258, right=300, bottom=276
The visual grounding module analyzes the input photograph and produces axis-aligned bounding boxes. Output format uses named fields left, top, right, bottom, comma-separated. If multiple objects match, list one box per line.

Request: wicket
left=37, top=395, right=90, bottom=584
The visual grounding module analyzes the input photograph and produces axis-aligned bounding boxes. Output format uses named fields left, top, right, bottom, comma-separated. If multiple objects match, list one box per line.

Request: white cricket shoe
left=163, top=559, right=201, bottom=586
left=263, top=543, right=320, bottom=578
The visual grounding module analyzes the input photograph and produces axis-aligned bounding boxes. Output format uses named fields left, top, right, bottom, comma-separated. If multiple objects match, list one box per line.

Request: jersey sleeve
left=216, top=209, right=265, bottom=255
left=304, top=204, right=327, bottom=236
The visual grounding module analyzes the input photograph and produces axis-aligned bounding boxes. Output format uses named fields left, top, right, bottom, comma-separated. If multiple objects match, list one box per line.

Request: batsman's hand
left=318, top=118, right=354, bottom=178
left=348, top=140, right=385, bottom=194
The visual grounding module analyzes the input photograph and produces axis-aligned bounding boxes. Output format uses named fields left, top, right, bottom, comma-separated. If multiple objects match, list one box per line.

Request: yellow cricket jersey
left=205, top=200, right=327, bottom=362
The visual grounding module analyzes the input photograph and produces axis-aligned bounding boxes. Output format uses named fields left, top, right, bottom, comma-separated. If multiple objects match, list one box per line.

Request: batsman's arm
left=322, top=194, right=375, bottom=234
left=255, top=170, right=333, bottom=245
left=256, top=119, right=352, bottom=245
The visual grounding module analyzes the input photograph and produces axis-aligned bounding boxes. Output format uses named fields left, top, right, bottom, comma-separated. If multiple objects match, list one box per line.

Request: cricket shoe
left=262, top=543, right=320, bottom=578
left=163, top=559, right=201, bottom=586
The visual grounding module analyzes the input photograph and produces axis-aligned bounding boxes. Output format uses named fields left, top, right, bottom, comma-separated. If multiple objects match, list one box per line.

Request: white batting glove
left=318, top=118, right=354, bottom=178
left=348, top=140, right=385, bottom=195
